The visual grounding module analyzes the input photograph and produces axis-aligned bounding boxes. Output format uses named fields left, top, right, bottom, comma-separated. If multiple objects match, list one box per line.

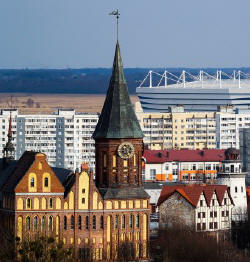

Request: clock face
left=118, top=142, right=134, bottom=159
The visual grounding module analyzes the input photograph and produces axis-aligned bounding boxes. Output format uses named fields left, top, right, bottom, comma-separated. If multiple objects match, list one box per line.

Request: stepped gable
left=92, top=41, right=143, bottom=139
left=157, top=184, right=231, bottom=207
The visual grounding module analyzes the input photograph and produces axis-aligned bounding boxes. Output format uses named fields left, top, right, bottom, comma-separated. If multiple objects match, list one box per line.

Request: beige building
left=135, top=102, right=217, bottom=150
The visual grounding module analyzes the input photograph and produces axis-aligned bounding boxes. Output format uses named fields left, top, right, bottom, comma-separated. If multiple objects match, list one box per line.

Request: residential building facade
left=143, top=149, right=225, bottom=183
left=158, top=184, right=234, bottom=232
left=0, top=109, right=98, bottom=171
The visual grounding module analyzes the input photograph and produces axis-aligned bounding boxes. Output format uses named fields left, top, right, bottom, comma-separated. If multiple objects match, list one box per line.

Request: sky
left=1, top=0, right=250, bottom=69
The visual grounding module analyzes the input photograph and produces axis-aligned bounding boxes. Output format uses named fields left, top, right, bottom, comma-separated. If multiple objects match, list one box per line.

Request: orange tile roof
left=157, top=184, right=233, bottom=207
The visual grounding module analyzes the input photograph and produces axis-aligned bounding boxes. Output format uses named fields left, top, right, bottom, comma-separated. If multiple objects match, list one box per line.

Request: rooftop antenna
left=109, top=9, right=120, bottom=42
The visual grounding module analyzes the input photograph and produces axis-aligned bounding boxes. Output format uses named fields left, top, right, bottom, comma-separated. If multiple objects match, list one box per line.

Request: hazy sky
left=1, top=0, right=250, bottom=68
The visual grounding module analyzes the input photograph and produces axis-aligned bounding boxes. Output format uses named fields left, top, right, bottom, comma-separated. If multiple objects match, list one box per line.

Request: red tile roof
left=143, top=149, right=225, bottom=163
left=157, top=184, right=233, bottom=207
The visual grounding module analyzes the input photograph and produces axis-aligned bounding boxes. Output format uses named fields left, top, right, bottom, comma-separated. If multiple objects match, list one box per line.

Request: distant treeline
left=0, top=68, right=249, bottom=94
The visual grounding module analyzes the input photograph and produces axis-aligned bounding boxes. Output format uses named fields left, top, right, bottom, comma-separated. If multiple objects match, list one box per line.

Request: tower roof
left=93, top=42, right=144, bottom=139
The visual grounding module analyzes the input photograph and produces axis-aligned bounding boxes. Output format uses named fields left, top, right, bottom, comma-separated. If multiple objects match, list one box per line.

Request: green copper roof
left=93, top=42, right=144, bottom=139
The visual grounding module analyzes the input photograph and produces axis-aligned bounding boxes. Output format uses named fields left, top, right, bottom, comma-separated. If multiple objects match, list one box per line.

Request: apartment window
left=150, top=169, right=156, bottom=180
left=209, top=222, right=213, bottom=229
left=200, top=200, right=203, bottom=206
left=192, top=164, right=196, bottom=170
left=93, top=215, right=96, bottom=230
left=202, top=212, right=205, bottom=218
left=226, top=211, right=229, bottom=216
left=214, top=222, right=218, bottom=229
left=198, top=212, right=201, bottom=219
left=214, top=211, right=217, bottom=218
left=222, top=211, right=225, bottom=217
left=202, top=223, right=206, bottom=230
left=224, top=198, right=227, bottom=205
left=210, top=211, right=213, bottom=218
left=212, top=199, right=215, bottom=206
left=197, top=223, right=201, bottom=230
left=64, top=216, right=67, bottom=230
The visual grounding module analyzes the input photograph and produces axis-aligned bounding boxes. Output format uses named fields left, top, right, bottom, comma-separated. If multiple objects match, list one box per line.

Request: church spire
left=93, top=42, right=144, bottom=139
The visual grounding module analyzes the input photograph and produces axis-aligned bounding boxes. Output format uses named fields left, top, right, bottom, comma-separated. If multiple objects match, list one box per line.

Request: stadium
left=136, top=70, right=250, bottom=112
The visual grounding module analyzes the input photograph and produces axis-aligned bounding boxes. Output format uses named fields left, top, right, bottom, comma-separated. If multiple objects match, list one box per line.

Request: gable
left=15, top=153, right=64, bottom=193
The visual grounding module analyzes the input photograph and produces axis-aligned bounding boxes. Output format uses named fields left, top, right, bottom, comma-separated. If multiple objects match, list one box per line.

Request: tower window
left=49, top=216, right=53, bottom=231
left=100, top=216, right=104, bottom=229
left=235, top=187, right=237, bottom=193
left=93, top=215, right=96, bottom=230
left=129, top=214, right=133, bottom=228
left=241, top=186, right=243, bottom=193
left=44, top=177, right=49, bottom=187
left=122, top=215, right=126, bottom=229
left=49, top=198, right=53, bottom=208
left=115, top=215, right=118, bottom=229
left=26, top=216, right=30, bottom=230
left=70, top=215, right=74, bottom=229
left=64, top=216, right=67, bottom=230
left=103, top=153, right=107, bottom=168
left=78, top=216, right=82, bottom=230
left=82, top=198, right=85, bottom=204
left=41, top=216, right=45, bottom=231
left=30, top=177, right=35, bottom=187
left=136, top=214, right=140, bottom=228
left=34, top=216, right=38, bottom=230
left=27, top=198, right=31, bottom=209
left=86, top=216, right=89, bottom=229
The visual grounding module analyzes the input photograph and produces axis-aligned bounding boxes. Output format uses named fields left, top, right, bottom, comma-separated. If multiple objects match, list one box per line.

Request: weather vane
left=109, top=9, right=120, bottom=42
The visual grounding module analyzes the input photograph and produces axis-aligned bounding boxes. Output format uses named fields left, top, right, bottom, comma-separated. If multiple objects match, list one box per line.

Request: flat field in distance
left=0, top=93, right=139, bottom=114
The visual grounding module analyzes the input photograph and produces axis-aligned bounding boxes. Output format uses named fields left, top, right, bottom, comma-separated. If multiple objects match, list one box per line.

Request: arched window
left=49, top=216, right=53, bottom=231
left=27, top=198, right=31, bottom=209
left=64, top=216, right=67, bottom=230
left=44, top=177, right=49, bottom=187
left=49, top=198, right=53, bottom=208
left=93, top=215, right=96, bottom=230
left=122, top=215, right=126, bottom=229
left=70, top=215, right=74, bottom=230
left=100, top=216, right=104, bottom=229
left=78, top=216, right=82, bottom=230
left=129, top=214, right=133, bottom=228
left=85, top=216, right=89, bottom=229
left=26, top=216, right=30, bottom=230
left=136, top=214, right=140, bottom=228
left=33, top=216, right=38, bottom=231
left=30, top=177, right=35, bottom=187
left=115, top=215, right=118, bottom=229
left=41, top=216, right=45, bottom=231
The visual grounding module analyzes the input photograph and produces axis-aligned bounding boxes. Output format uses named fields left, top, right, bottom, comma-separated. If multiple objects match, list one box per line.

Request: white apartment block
left=0, top=109, right=99, bottom=171
left=216, top=111, right=250, bottom=149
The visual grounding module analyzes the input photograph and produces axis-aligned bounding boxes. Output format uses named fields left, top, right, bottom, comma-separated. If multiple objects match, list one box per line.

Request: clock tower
left=93, top=41, right=146, bottom=197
